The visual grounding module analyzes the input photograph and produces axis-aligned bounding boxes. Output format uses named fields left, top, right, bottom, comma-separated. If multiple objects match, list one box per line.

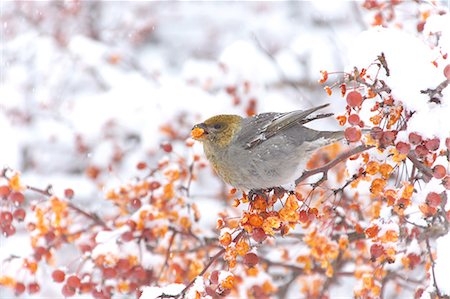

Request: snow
left=218, top=270, right=233, bottom=283
left=433, top=232, right=450, bottom=295
left=92, top=226, right=129, bottom=260
left=186, top=277, right=205, bottom=299
left=140, top=283, right=185, bottom=299
left=424, top=15, right=450, bottom=55
left=219, top=40, right=280, bottom=84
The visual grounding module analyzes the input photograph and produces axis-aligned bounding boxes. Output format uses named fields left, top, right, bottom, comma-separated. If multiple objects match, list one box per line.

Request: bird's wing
left=237, top=104, right=333, bottom=149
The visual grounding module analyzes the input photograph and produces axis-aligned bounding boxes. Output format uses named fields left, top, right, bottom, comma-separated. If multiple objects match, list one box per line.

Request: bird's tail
left=320, top=128, right=372, bottom=143
left=320, top=130, right=345, bottom=142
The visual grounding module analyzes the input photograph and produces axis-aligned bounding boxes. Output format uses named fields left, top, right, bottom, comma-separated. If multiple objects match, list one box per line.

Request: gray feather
left=236, top=103, right=340, bottom=149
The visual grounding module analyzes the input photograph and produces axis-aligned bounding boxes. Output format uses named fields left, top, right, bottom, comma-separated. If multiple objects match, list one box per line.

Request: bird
left=191, top=103, right=344, bottom=192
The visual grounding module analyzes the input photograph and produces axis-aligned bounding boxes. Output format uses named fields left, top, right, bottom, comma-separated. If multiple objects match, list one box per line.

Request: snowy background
left=1, top=1, right=450, bottom=299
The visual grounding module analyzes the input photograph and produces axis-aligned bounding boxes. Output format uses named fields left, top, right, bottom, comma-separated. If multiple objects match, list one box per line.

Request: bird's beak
left=191, top=123, right=208, bottom=140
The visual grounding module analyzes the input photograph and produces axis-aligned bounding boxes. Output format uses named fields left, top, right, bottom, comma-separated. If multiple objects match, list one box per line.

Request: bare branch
left=156, top=231, right=178, bottom=283
left=421, top=79, right=450, bottom=104
left=407, top=151, right=433, bottom=180
left=425, top=237, right=443, bottom=298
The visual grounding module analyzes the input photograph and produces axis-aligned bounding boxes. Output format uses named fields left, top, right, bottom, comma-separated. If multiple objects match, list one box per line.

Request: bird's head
left=191, top=114, right=243, bottom=147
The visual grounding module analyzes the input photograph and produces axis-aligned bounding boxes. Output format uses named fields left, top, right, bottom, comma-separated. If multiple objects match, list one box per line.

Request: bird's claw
left=248, top=189, right=269, bottom=201
left=248, top=187, right=290, bottom=201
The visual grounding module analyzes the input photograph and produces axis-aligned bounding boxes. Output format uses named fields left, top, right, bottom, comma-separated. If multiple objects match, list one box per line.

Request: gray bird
left=191, top=103, right=344, bottom=191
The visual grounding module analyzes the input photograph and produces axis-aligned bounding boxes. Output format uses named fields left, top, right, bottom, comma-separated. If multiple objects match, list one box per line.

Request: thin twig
left=168, top=230, right=245, bottom=299
left=156, top=231, right=178, bottom=283
left=67, top=202, right=108, bottom=229
left=407, top=151, right=433, bottom=180
left=25, top=184, right=108, bottom=229
left=425, top=237, right=443, bottom=298
left=420, top=79, right=450, bottom=104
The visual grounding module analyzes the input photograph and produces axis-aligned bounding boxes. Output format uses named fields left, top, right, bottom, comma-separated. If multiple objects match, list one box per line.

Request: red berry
left=417, top=21, right=425, bottom=32
left=80, top=282, right=94, bottom=293
left=116, top=258, right=131, bottom=272
left=415, top=145, right=429, bottom=158
left=92, top=289, right=106, bottom=298
left=370, top=244, right=384, bottom=259
left=380, top=131, right=397, bottom=147
left=427, top=192, right=442, bottom=208
left=370, top=127, right=383, bottom=140
left=299, top=210, right=309, bottom=223
left=103, top=267, right=117, bottom=279
left=205, top=287, right=216, bottom=297
left=225, top=85, right=237, bottom=95
left=1, top=211, right=13, bottom=225
left=13, top=209, right=26, bottom=221
left=136, top=162, right=147, bottom=170
left=346, top=91, right=363, bottom=107
left=45, top=231, right=56, bottom=243
left=345, top=127, right=362, bottom=142
left=28, top=282, right=40, bottom=294
left=128, top=282, right=139, bottom=293
left=15, top=282, right=26, bottom=295
left=161, top=142, right=173, bottom=153
left=415, top=288, right=425, bottom=299
left=79, top=244, right=92, bottom=253
left=121, top=231, right=134, bottom=242
left=66, top=275, right=81, bottom=289
left=408, top=132, right=422, bottom=145
left=444, top=64, right=450, bottom=80
left=243, top=253, right=259, bottom=267
left=52, top=269, right=66, bottom=283
left=9, top=191, right=25, bottom=206
left=126, top=220, right=137, bottom=230
left=0, top=185, right=11, bottom=198
left=433, top=165, right=447, bottom=179
left=149, top=181, right=161, bottom=190
left=34, top=246, right=47, bottom=261
left=64, top=188, right=75, bottom=199
left=425, top=138, right=440, bottom=151
left=142, top=228, right=154, bottom=241
left=251, top=228, right=267, bottom=243
left=131, top=198, right=142, bottom=209
left=348, top=114, right=360, bottom=125
left=62, top=284, right=76, bottom=297
left=210, top=270, right=219, bottom=284
left=396, top=142, right=411, bottom=154
left=2, top=224, right=16, bottom=237
left=131, top=265, right=147, bottom=281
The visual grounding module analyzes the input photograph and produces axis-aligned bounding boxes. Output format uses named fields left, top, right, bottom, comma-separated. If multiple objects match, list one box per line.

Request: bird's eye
left=213, top=123, right=224, bottom=130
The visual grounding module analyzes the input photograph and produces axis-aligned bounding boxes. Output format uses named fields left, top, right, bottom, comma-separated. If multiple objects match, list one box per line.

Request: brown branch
left=421, top=79, right=450, bottom=104
left=259, top=256, right=308, bottom=273
left=180, top=162, right=195, bottom=197
left=26, top=183, right=109, bottom=229
left=295, top=144, right=374, bottom=186
left=425, top=237, right=443, bottom=298
left=66, top=202, right=108, bottom=229
left=156, top=231, right=178, bottom=283
left=278, top=272, right=302, bottom=299
left=26, top=184, right=53, bottom=196
left=407, top=151, right=433, bottom=180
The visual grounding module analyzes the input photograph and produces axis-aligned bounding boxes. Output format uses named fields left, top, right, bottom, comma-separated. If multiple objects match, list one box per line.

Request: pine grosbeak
left=191, top=103, right=343, bottom=191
